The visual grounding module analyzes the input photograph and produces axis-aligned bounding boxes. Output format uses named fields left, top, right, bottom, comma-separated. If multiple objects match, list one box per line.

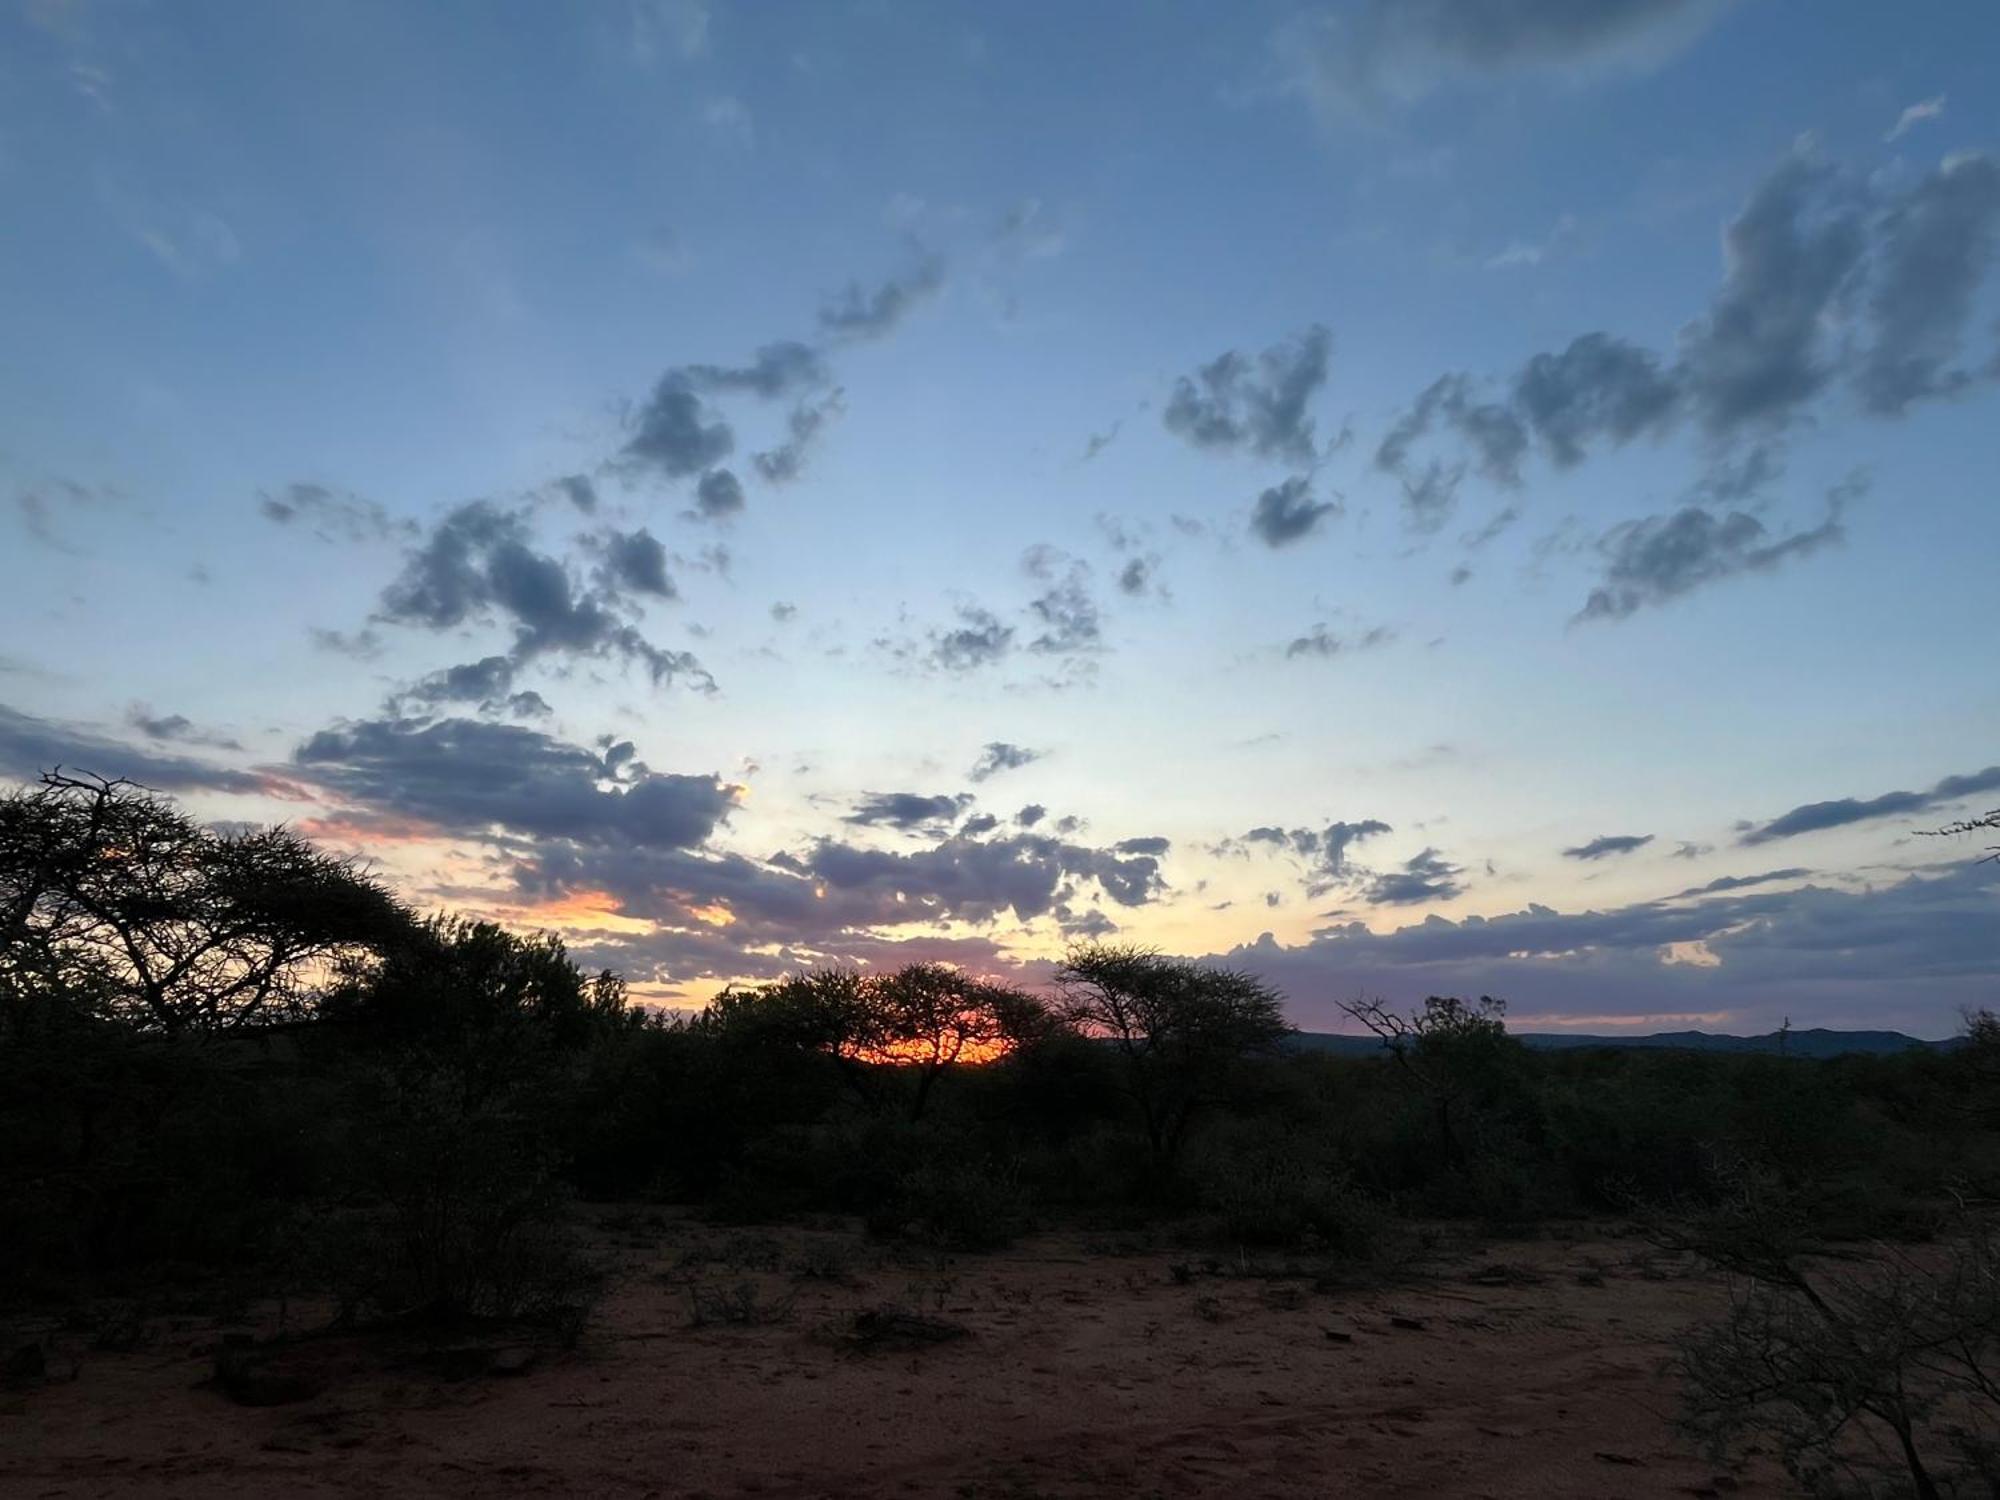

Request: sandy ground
left=1, top=1213, right=1777, bottom=1498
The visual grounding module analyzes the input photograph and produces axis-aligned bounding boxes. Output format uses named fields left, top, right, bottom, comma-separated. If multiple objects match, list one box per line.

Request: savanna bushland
left=6, top=772, right=2000, bottom=1495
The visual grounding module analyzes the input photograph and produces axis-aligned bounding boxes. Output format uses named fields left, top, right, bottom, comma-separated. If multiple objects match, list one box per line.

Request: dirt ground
left=1, top=1213, right=1779, bottom=1498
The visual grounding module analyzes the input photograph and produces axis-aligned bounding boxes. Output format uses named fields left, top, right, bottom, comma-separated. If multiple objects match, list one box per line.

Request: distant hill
left=1290, top=1026, right=1955, bottom=1059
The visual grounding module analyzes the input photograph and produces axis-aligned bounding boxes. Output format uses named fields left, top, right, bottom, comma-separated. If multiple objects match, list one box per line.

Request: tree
left=1670, top=1164, right=2000, bottom=1498
left=1339, top=994, right=1520, bottom=1172
left=1, top=771, right=409, bottom=1036
left=1056, top=944, right=1292, bottom=1172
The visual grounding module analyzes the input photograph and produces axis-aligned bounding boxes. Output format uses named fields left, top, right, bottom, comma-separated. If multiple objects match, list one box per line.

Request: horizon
left=3, top=0, right=1997, bottom=1034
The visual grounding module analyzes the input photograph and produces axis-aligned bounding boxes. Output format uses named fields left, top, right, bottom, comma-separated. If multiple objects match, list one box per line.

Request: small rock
left=1322, top=1328, right=1354, bottom=1343
left=1388, top=1315, right=1426, bottom=1332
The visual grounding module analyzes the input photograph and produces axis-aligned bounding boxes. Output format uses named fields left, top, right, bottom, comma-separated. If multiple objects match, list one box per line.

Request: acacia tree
left=1056, top=944, right=1292, bottom=1172
left=0, top=771, right=408, bottom=1036
left=726, top=962, right=1042, bottom=1121
left=1340, top=994, right=1519, bottom=1172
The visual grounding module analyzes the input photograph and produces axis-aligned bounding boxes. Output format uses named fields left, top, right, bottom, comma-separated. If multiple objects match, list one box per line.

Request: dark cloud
left=1375, top=150, right=1997, bottom=544
left=1016, top=804, right=1047, bottom=827
left=969, top=742, right=1042, bottom=782
left=1116, top=557, right=1154, bottom=596
left=1237, top=818, right=1394, bottom=897
left=1163, top=325, right=1331, bottom=467
left=818, top=257, right=945, bottom=342
left=803, top=829, right=1163, bottom=924
left=1564, top=833, right=1655, bottom=860
left=1365, top=846, right=1465, bottom=905
left=1857, top=154, right=2000, bottom=415
left=1740, top=765, right=2000, bottom=846
left=1080, top=421, right=1123, bottom=462
left=15, top=477, right=121, bottom=550
left=1214, top=860, right=2000, bottom=1033
left=257, top=482, right=413, bottom=545
left=680, top=341, right=831, bottom=400
left=1677, top=154, right=1869, bottom=436
left=126, top=707, right=240, bottom=749
left=844, top=791, right=974, bottom=830
left=394, top=655, right=519, bottom=712
left=961, top=812, right=999, bottom=836
left=1670, top=867, right=1811, bottom=898
left=294, top=715, right=737, bottom=851
left=554, top=475, right=597, bottom=513
left=1115, top=835, right=1171, bottom=856
left=603, top=528, right=676, bottom=597
left=376, top=500, right=709, bottom=691
left=623, top=382, right=734, bottom=478
left=1250, top=476, right=1338, bottom=548
left=0, top=702, right=264, bottom=794
left=929, top=606, right=1015, bottom=672
left=692, top=469, right=745, bottom=521
left=1575, top=478, right=1853, bottom=621
left=1512, top=334, right=1680, bottom=465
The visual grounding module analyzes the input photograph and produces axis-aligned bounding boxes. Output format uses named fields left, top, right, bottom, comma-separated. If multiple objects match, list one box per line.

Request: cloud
left=14, top=477, right=120, bottom=550
left=802, top=829, right=1165, bottom=924
left=1886, top=94, right=1946, bottom=143
left=1115, top=836, right=1171, bottom=857
left=1855, top=154, right=2000, bottom=415
left=818, top=256, right=945, bottom=342
left=602, top=528, right=677, bottom=597
left=1669, top=867, right=1811, bottom=898
left=1365, top=846, right=1466, bottom=905
left=1564, top=833, right=1655, bottom=860
left=554, top=475, right=598, bottom=513
left=844, top=791, right=974, bottom=830
left=1740, top=765, right=2000, bottom=846
left=752, top=388, right=845, bottom=484
left=126, top=706, right=241, bottom=750
left=1575, top=476, right=1854, bottom=621
left=693, top=468, right=745, bottom=520
left=1282, top=0, right=1728, bottom=120
left=621, top=341, right=833, bottom=482
left=258, top=483, right=413, bottom=545
left=0, top=702, right=266, bottom=794
left=1284, top=622, right=1394, bottom=660
left=969, top=742, right=1042, bottom=782
left=1375, top=148, right=1999, bottom=544
left=928, top=606, right=1015, bottom=672
left=1163, top=325, right=1332, bottom=467
left=1213, top=859, right=2000, bottom=1032
left=374, top=500, right=710, bottom=692
left=294, top=715, right=738, bottom=851
left=1022, top=548, right=1101, bottom=654
left=1237, top=818, right=1394, bottom=895
left=1250, top=476, right=1339, bottom=547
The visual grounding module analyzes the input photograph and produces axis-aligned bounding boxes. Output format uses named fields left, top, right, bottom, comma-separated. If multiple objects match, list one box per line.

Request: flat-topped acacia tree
left=0, top=770, right=410, bottom=1036
left=1056, top=943, right=1292, bottom=1173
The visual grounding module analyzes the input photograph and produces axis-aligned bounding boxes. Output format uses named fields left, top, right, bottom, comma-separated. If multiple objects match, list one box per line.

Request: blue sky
left=3, top=0, right=1997, bottom=1033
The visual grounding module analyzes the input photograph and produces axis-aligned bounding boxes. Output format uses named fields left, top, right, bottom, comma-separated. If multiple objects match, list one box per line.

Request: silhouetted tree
left=1057, top=944, right=1292, bottom=1172
left=1340, top=994, right=1519, bottom=1172
left=1, top=771, right=408, bottom=1036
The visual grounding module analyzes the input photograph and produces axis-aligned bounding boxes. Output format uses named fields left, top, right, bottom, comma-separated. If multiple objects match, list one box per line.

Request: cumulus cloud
left=929, top=606, right=1015, bottom=671
left=374, top=499, right=710, bottom=692
left=1375, top=147, right=1999, bottom=564
left=1574, top=476, right=1855, bottom=621
left=969, top=741, right=1042, bottom=782
left=1250, top=476, right=1339, bottom=547
left=1364, top=846, right=1466, bottom=905
left=1022, top=547, right=1101, bottom=654
left=294, top=715, right=738, bottom=851
left=1163, top=325, right=1332, bottom=467
left=1740, top=765, right=2000, bottom=846
left=1564, top=833, right=1655, bottom=860
left=693, top=468, right=745, bottom=520
left=844, top=791, right=974, bottom=831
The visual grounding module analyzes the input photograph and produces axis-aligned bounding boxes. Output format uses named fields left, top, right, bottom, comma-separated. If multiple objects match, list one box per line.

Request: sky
left=3, top=0, right=1998, bottom=1035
